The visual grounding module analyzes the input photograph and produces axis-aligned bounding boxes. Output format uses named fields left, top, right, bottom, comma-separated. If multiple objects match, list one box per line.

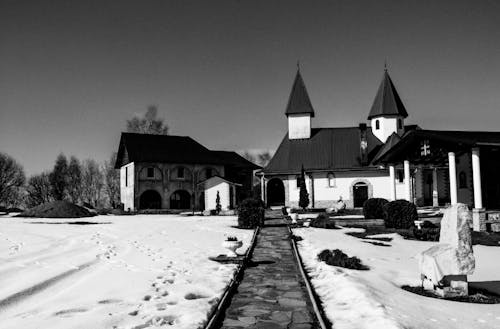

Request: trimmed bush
left=310, top=213, right=337, bottom=229
left=237, top=198, right=265, bottom=229
left=318, top=249, right=368, bottom=270
left=413, top=221, right=440, bottom=241
left=363, top=198, right=389, bottom=219
left=383, top=200, right=418, bottom=229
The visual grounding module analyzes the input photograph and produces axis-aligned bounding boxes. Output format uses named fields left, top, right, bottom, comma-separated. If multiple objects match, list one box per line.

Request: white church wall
left=120, top=162, right=135, bottom=211
left=286, top=170, right=393, bottom=208
left=371, top=117, right=404, bottom=143
left=288, top=114, right=311, bottom=139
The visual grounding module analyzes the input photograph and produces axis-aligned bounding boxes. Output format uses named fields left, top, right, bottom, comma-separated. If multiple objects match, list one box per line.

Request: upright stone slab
left=419, top=203, right=475, bottom=297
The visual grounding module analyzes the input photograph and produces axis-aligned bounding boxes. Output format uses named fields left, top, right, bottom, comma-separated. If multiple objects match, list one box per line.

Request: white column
left=472, top=147, right=483, bottom=209
left=404, top=160, right=411, bottom=201
left=448, top=152, right=458, bottom=205
left=432, top=167, right=439, bottom=207
left=389, top=165, right=396, bottom=201
left=260, top=175, right=265, bottom=203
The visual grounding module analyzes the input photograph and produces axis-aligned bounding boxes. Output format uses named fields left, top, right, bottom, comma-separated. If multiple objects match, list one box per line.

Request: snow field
left=0, top=214, right=252, bottom=329
left=294, top=226, right=500, bottom=329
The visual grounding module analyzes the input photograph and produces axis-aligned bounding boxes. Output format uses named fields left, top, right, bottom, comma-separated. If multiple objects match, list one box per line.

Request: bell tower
left=368, top=68, right=409, bottom=143
left=285, top=68, right=315, bottom=140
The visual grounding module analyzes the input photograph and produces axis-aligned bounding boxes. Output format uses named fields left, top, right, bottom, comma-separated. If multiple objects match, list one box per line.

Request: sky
left=1, top=0, right=500, bottom=175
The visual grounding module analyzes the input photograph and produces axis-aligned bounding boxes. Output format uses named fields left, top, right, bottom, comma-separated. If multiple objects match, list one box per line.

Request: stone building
left=115, top=133, right=259, bottom=211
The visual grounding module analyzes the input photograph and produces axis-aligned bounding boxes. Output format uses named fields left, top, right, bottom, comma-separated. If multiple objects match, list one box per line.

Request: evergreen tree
left=50, top=153, right=68, bottom=200
left=298, top=165, right=309, bottom=210
left=0, top=152, right=25, bottom=207
left=215, top=190, right=222, bottom=214
left=103, top=152, right=120, bottom=208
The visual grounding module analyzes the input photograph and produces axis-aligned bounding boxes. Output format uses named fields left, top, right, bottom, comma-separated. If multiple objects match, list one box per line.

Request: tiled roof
left=285, top=70, right=315, bottom=117
left=367, top=70, right=408, bottom=120
left=262, top=127, right=384, bottom=174
left=114, top=133, right=259, bottom=169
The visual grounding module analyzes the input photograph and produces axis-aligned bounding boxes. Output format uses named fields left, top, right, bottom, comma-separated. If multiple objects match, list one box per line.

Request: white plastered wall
left=204, top=178, right=231, bottom=211
left=371, top=116, right=404, bottom=143
left=288, top=114, right=311, bottom=139
left=120, top=162, right=135, bottom=211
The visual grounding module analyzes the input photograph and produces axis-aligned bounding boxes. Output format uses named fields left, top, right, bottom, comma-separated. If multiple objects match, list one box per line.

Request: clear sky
left=1, top=0, right=499, bottom=175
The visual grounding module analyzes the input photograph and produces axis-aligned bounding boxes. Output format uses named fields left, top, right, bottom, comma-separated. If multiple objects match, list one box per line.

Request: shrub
left=413, top=221, right=440, bottom=241
left=383, top=200, right=418, bottom=229
left=310, top=213, right=337, bottom=229
left=318, top=249, right=368, bottom=270
left=363, top=198, right=389, bottom=219
left=237, top=198, right=265, bottom=229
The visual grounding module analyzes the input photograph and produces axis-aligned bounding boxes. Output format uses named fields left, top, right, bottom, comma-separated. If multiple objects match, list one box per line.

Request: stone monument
left=419, top=203, right=475, bottom=297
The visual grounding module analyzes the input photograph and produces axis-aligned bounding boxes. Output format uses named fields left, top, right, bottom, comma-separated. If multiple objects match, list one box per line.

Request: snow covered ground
left=0, top=214, right=252, bottom=329
left=294, top=226, right=500, bottom=329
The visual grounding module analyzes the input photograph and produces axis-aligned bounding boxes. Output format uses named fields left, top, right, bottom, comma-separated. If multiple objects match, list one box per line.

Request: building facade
left=115, top=133, right=259, bottom=211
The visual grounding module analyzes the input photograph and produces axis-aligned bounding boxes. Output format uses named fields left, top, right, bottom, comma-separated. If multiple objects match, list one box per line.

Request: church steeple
left=285, top=68, right=315, bottom=118
left=368, top=68, right=409, bottom=143
left=368, top=69, right=408, bottom=120
left=285, top=68, right=314, bottom=140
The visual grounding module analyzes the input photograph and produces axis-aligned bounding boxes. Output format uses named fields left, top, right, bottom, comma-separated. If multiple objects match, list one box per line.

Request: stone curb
left=288, top=225, right=331, bottom=329
left=204, top=226, right=261, bottom=329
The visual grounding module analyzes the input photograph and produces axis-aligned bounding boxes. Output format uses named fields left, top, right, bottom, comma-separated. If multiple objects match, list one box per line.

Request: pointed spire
left=367, top=68, right=408, bottom=120
left=285, top=67, right=315, bottom=117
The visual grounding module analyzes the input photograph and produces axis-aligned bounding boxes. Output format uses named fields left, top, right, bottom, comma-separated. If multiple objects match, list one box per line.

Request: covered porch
left=375, top=130, right=500, bottom=231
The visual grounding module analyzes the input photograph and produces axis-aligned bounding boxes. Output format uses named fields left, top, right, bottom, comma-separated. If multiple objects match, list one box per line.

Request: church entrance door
left=267, top=178, right=285, bottom=206
left=353, top=182, right=368, bottom=207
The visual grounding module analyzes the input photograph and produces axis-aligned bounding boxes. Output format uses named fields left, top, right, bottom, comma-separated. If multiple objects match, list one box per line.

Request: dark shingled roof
left=262, top=127, right=384, bottom=174
left=212, top=151, right=261, bottom=169
left=367, top=70, right=408, bottom=120
left=370, top=132, right=401, bottom=164
left=374, top=129, right=500, bottom=164
left=285, top=70, right=315, bottom=117
left=115, top=133, right=260, bottom=169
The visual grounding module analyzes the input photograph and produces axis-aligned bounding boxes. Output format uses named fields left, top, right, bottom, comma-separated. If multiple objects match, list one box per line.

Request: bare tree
left=257, top=151, right=272, bottom=167
left=242, top=151, right=256, bottom=164
left=26, top=172, right=53, bottom=207
left=0, top=152, right=26, bottom=207
left=81, top=159, right=104, bottom=208
left=126, top=105, right=169, bottom=135
left=103, top=153, right=120, bottom=208
left=50, top=153, right=68, bottom=200
left=67, top=156, right=82, bottom=204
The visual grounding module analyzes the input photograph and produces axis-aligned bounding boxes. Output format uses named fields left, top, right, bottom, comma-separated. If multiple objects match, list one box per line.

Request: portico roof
left=374, top=129, right=500, bottom=165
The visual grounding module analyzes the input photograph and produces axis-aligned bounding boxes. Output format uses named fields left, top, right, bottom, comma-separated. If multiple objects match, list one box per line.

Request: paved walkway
left=221, top=211, right=319, bottom=329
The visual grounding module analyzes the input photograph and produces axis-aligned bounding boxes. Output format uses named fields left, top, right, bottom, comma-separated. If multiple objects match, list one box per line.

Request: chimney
left=359, top=123, right=368, bottom=165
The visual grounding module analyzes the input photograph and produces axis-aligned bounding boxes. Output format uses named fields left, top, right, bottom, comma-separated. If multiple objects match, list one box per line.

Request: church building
left=259, top=68, right=500, bottom=231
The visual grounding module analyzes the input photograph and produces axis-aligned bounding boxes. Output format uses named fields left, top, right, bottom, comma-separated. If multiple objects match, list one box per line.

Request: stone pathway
left=221, top=211, right=319, bottom=329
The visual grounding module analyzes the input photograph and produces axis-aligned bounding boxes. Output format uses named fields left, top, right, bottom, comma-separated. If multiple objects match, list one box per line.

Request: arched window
left=327, top=172, right=336, bottom=187
left=375, top=120, right=380, bottom=130
left=459, top=171, right=467, bottom=188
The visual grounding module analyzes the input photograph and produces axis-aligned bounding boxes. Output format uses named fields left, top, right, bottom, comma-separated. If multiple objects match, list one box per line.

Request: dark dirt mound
left=17, top=201, right=96, bottom=218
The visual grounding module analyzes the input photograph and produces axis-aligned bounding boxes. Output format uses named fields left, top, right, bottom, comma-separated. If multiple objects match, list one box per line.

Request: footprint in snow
left=54, top=308, right=88, bottom=317
left=184, top=292, right=209, bottom=300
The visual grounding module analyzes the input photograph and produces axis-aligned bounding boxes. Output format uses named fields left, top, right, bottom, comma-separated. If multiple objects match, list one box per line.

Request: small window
left=398, top=119, right=403, bottom=129
left=397, top=169, right=404, bottom=183
left=459, top=171, right=467, bottom=188
left=296, top=175, right=301, bottom=188
left=327, top=172, right=336, bottom=187
left=147, top=167, right=155, bottom=178
left=375, top=120, right=380, bottom=130
left=125, top=167, right=128, bottom=187
left=177, top=167, right=184, bottom=179
left=206, top=168, right=213, bottom=178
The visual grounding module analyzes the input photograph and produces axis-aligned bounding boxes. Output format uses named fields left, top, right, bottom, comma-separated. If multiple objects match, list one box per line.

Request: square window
left=147, top=167, right=154, bottom=178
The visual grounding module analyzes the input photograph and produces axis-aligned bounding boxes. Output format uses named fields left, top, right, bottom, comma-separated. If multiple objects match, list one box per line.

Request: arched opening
left=170, top=190, right=191, bottom=209
left=199, top=192, right=205, bottom=210
left=139, top=190, right=162, bottom=209
left=267, top=178, right=285, bottom=206
left=353, top=182, right=369, bottom=207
